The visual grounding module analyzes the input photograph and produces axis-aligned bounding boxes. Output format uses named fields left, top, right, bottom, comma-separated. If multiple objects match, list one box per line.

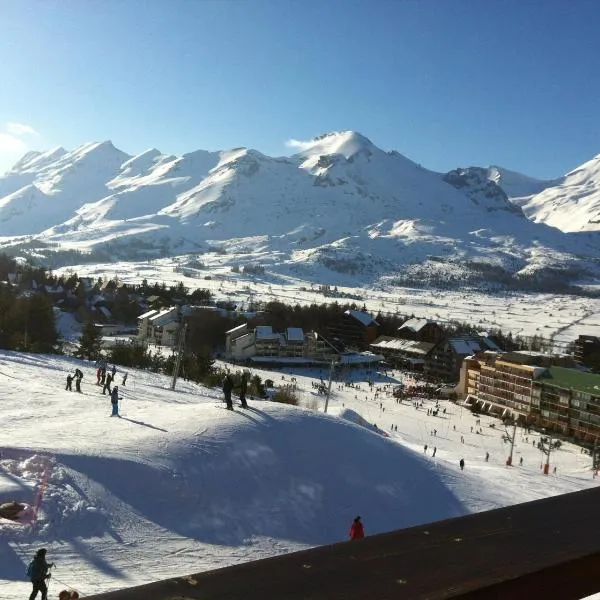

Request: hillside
left=1, top=131, right=599, bottom=290
left=1, top=351, right=598, bottom=599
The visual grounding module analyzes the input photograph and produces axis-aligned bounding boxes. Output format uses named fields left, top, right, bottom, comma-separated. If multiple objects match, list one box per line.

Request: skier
left=485, top=452, right=489, bottom=462
left=424, top=444, right=428, bottom=453
left=432, top=447, right=437, bottom=457
left=122, top=372, right=128, bottom=386
left=349, top=516, right=365, bottom=540
left=74, top=369, right=83, bottom=393
left=110, top=386, right=121, bottom=417
left=223, top=374, right=234, bottom=410
left=111, top=364, right=116, bottom=378
left=459, top=458, right=465, bottom=471
left=102, top=372, right=113, bottom=395
left=519, top=456, right=523, bottom=466
left=27, top=547, right=54, bottom=600
left=239, top=371, right=249, bottom=409
left=65, top=374, right=73, bottom=391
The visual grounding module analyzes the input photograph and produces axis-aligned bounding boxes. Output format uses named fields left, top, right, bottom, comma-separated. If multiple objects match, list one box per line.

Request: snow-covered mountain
left=1, top=131, right=599, bottom=289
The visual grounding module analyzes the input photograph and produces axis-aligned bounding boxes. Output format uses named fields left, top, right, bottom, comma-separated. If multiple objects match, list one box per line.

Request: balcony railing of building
left=86, top=487, right=600, bottom=600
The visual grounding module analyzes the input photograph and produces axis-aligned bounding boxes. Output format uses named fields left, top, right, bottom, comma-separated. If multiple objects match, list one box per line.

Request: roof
left=138, top=309, right=159, bottom=320
left=449, top=337, right=486, bottom=356
left=371, top=337, right=435, bottom=356
left=540, top=366, right=600, bottom=395
left=399, top=318, right=432, bottom=333
left=255, top=325, right=279, bottom=340
left=286, top=327, right=304, bottom=342
left=338, top=352, right=384, bottom=365
left=501, top=351, right=545, bottom=366
left=226, top=323, right=247, bottom=335
left=344, top=309, right=378, bottom=327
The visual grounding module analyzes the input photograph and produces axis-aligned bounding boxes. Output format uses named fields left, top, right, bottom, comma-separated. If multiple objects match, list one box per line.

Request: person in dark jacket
left=349, top=516, right=365, bottom=540
left=28, top=547, right=54, bottom=600
left=239, top=372, right=249, bottom=408
left=223, top=374, right=234, bottom=410
left=102, top=372, right=113, bottom=395
left=65, top=374, right=73, bottom=391
left=74, top=369, right=83, bottom=393
left=459, top=458, right=465, bottom=471
left=110, top=386, right=120, bottom=417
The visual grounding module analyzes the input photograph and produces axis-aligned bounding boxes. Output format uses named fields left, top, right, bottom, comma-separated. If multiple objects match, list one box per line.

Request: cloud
left=6, top=121, right=38, bottom=136
left=0, top=132, right=27, bottom=153
left=285, top=138, right=316, bottom=152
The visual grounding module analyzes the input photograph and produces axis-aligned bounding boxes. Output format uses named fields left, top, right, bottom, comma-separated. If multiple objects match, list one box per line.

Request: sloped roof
left=286, top=327, right=304, bottom=342
left=449, top=337, right=486, bottom=356
left=399, top=318, right=432, bottom=333
left=345, top=309, right=378, bottom=327
left=138, top=309, right=159, bottom=320
left=226, top=323, right=248, bottom=335
left=371, top=337, right=435, bottom=356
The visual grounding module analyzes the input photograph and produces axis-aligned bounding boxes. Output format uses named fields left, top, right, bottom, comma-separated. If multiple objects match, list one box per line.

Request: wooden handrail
left=85, top=486, right=600, bottom=599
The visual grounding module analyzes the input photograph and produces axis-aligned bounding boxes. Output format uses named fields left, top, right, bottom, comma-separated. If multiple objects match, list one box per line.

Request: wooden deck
left=86, top=486, right=600, bottom=600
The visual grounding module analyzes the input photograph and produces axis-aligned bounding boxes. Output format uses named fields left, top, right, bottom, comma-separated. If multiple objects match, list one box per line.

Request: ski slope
left=0, top=352, right=598, bottom=599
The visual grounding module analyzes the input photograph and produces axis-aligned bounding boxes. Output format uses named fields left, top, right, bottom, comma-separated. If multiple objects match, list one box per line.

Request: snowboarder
left=122, top=372, right=128, bottom=386
left=110, top=386, right=120, bottom=417
left=459, top=458, right=465, bottom=471
left=223, top=374, right=234, bottom=410
left=27, top=547, right=54, bottom=600
left=102, top=372, right=113, bottom=395
left=239, top=371, right=249, bottom=408
left=65, top=374, right=73, bottom=391
left=349, top=516, right=365, bottom=540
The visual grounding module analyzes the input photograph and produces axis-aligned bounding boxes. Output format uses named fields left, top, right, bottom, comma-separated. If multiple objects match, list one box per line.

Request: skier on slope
left=110, top=386, right=121, bottom=417
left=223, top=374, right=234, bottom=410
left=459, top=458, right=465, bottom=471
left=239, top=371, right=249, bottom=409
left=102, top=372, right=113, bottom=395
left=65, top=374, right=73, bottom=391
left=349, top=516, right=365, bottom=540
left=27, top=547, right=54, bottom=600
left=74, top=369, right=83, bottom=393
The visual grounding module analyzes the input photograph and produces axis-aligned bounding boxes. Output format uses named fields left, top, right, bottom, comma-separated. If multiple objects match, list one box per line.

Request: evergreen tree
left=76, top=320, right=103, bottom=360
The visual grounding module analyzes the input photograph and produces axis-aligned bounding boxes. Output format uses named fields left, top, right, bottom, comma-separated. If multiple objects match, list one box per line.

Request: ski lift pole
left=323, top=356, right=336, bottom=414
left=170, top=323, right=187, bottom=391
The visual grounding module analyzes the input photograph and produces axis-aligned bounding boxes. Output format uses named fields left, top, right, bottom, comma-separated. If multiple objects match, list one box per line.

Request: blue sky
left=1, top=0, right=599, bottom=178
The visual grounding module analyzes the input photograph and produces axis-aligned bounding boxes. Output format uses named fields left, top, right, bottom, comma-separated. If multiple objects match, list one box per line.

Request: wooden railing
left=86, top=486, right=600, bottom=599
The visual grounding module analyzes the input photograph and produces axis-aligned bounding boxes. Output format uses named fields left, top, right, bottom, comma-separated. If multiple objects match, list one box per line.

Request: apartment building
left=531, top=367, right=600, bottom=443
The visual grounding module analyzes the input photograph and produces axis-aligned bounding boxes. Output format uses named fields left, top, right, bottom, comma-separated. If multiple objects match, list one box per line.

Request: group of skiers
left=65, top=361, right=124, bottom=417
left=222, top=371, right=249, bottom=410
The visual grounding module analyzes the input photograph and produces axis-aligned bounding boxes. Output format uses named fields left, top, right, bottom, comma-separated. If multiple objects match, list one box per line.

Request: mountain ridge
left=1, top=131, right=599, bottom=290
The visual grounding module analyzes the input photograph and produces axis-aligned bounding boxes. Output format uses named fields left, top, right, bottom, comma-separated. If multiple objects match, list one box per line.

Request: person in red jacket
left=349, top=516, right=365, bottom=540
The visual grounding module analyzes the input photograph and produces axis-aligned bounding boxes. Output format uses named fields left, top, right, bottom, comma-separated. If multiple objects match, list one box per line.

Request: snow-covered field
left=1, top=351, right=598, bottom=599
left=56, top=257, right=600, bottom=348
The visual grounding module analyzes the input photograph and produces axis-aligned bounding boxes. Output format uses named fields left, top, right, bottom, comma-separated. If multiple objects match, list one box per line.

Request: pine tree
left=77, top=320, right=103, bottom=360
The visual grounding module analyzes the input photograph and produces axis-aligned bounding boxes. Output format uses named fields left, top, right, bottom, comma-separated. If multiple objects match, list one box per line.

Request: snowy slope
left=1, top=132, right=599, bottom=287
left=510, top=154, right=600, bottom=232
left=1, top=351, right=598, bottom=599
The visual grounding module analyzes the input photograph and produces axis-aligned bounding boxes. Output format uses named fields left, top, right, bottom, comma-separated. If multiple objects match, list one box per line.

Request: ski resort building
left=224, top=324, right=382, bottom=366
left=369, top=336, right=435, bottom=370
left=460, top=352, right=600, bottom=443
left=326, top=309, right=379, bottom=351
left=574, top=335, right=600, bottom=369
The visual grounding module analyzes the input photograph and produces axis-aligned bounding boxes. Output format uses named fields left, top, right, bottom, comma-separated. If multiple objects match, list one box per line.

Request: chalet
left=397, top=318, right=445, bottom=344
left=137, top=309, right=159, bottom=339
left=426, top=335, right=500, bottom=381
left=149, top=307, right=180, bottom=346
left=326, top=309, right=379, bottom=351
